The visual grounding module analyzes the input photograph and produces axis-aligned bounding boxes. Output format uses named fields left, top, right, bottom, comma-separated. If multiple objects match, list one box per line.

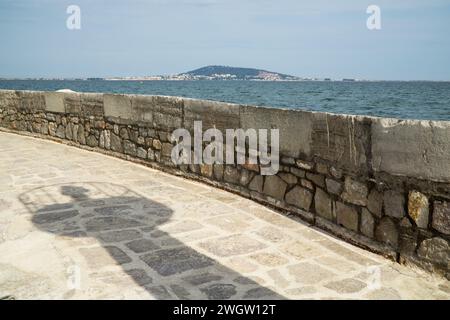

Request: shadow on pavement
left=19, top=182, right=283, bottom=299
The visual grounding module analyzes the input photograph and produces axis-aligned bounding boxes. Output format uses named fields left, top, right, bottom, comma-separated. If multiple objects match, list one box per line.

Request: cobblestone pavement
left=0, top=132, right=449, bottom=300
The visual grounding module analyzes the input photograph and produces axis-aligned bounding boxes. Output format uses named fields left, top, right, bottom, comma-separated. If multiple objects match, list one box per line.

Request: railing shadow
left=19, top=182, right=284, bottom=299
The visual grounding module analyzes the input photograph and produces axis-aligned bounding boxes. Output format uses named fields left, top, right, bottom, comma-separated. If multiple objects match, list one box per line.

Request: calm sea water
left=1, top=80, right=449, bottom=121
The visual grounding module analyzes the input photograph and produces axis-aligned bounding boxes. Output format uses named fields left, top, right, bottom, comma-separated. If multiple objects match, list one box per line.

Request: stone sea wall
left=0, top=89, right=449, bottom=278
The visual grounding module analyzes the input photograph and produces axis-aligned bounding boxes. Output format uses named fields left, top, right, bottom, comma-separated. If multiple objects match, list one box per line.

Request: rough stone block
left=361, top=208, right=374, bottom=238
left=200, top=164, right=213, bottom=178
left=285, top=186, right=313, bottom=211
left=335, top=202, right=358, bottom=231
left=239, top=169, right=253, bottom=186
left=326, top=178, right=342, bottom=195
left=224, top=166, right=240, bottom=184
left=137, top=147, right=147, bottom=159
left=375, top=217, right=398, bottom=248
left=213, top=164, right=224, bottom=180
left=161, top=142, right=172, bottom=158
left=263, top=175, right=287, bottom=200
left=110, top=133, right=122, bottom=152
left=383, top=190, right=406, bottom=219
left=278, top=172, right=297, bottom=185
left=417, top=237, right=449, bottom=266
left=306, top=172, right=325, bottom=188
left=249, top=175, right=264, bottom=193
left=408, top=191, right=429, bottom=229
left=432, top=200, right=450, bottom=235
left=367, top=189, right=383, bottom=218
left=315, top=188, right=332, bottom=220
left=123, top=140, right=137, bottom=156
left=341, top=177, right=368, bottom=206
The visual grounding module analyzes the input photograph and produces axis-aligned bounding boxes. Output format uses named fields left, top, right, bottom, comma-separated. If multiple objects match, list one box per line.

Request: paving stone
left=33, top=210, right=79, bottom=224
left=384, top=190, right=406, bottom=218
left=199, top=234, right=266, bottom=257
left=226, top=257, right=258, bottom=273
left=125, top=238, right=159, bottom=253
left=162, top=220, right=203, bottom=234
left=200, top=284, right=236, bottom=300
left=85, top=217, right=142, bottom=232
left=285, top=186, right=313, bottom=211
left=79, top=199, right=106, bottom=208
left=145, top=285, right=172, bottom=299
left=126, top=269, right=152, bottom=286
left=243, top=287, right=278, bottom=299
left=183, top=273, right=223, bottom=286
left=285, top=286, right=317, bottom=296
left=205, top=215, right=250, bottom=232
left=140, top=247, right=214, bottom=276
left=104, top=246, right=132, bottom=264
left=36, top=203, right=73, bottom=213
left=98, top=229, right=142, bottom=243
left=93, top=205, right=132, bottom=215
left=364, top=288, right=401, bottom=300
left=288, top=262, right=335, bottom=285
left=250, top=253, right=288, bottom=267
left=325, top=278, right=366, bottom=293
left=170, top=284, right=191, bottom=299
left=254, top=226, right=292, bottom=243
left=432, top=200, right=450, bottom=235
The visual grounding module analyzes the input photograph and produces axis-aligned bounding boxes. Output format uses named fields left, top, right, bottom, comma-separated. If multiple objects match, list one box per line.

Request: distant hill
left=179, top=65, right=299, bottom=81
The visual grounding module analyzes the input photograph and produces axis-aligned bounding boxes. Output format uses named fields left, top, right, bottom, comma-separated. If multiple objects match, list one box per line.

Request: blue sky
left=0, top=0, right=449, bottom=80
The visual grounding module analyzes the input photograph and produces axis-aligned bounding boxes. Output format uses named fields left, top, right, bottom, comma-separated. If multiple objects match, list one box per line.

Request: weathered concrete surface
left=371, top=118, right=450, bottom=182
left=0, top=132, right=448, bottom=300
left=240, top=106, right=313, bottom=158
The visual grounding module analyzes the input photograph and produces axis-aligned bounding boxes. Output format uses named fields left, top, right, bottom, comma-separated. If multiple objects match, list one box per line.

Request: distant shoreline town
left=0, top=65, right=364, bottom=82
left=1, top=65, right=447, bottom=82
